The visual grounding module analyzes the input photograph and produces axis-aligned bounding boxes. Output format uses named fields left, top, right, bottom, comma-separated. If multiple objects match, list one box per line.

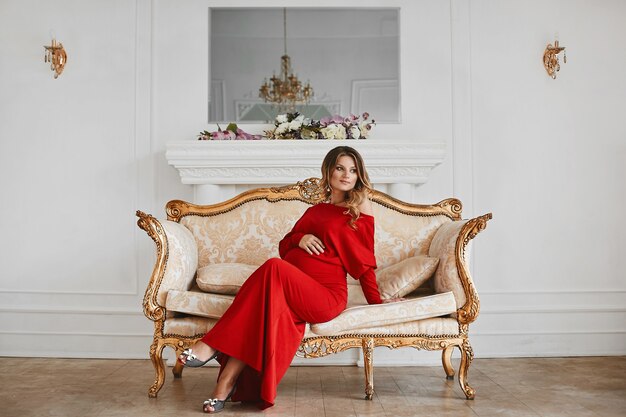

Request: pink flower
left=320, top=116, right=331, bottom=127
left=235, top=128, right=249, bottom=140
left=362, top=112, right=370, bottom=120
left=331, top=115, right=344, bottom=124
left=236, top=128, right=263, bottom=140
left=198, top=124, right=263, bottom=140
left=211, top=131, right=225, bottom=140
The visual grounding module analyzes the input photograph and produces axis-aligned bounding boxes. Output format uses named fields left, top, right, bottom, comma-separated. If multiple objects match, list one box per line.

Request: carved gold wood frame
left=165, top=178, right=462, bottom=222
left=297, top=334, right=470, bottom=400
left=136, top=178, right=491, bottom=400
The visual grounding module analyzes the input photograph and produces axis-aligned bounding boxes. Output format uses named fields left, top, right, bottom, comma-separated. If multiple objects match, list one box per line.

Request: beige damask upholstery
left=165, top=286, right=456, bottom=335
left=180, top=200, right=308, bottom=268
left=155, top=221, right=198, bottom=306
left=429, top=221, right=471, bottom=309
left=309, top=292, right=456, bottom=336
left=136, top=178, right=491, bottom=402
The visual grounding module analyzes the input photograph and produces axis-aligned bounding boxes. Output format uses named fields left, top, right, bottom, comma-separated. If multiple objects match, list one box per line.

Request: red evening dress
left=200, top=203, right=382, bottom=409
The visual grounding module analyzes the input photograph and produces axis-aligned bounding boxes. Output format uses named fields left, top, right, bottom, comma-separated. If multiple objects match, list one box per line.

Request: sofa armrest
left=136, top=211, right=198, bottom=321
left=428, top=213, right=492, bottom=325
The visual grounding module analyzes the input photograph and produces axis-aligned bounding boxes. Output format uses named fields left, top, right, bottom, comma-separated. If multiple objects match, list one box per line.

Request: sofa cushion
left=305, top=316, right=459, bottom=338
left=346, top=255, right=439, bottom=305
left=196, top=263, right=257, bottom=294
left=166, top=287, right=234, bottom=319
left=166, top=287, right=456, bottom=336
left=164, top=316, right=458, bottom=339
left=310, top=292, right=457, bottom=336
left=377, top=255, right=439, bottom=299
left=347, top=281, right=368, bottom=306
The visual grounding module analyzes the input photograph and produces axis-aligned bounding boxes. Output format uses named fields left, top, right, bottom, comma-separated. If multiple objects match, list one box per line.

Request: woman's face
left=329, top=155, right=358, bottom=193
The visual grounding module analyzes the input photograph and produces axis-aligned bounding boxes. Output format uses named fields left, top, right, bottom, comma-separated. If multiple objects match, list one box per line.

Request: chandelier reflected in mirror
left=259, top=8, right=313, bottom=112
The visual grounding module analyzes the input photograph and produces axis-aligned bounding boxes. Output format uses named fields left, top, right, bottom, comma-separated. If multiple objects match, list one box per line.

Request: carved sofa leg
left=362, top=338, right=374, bottom=400
left=442, top=345, right=455, bottom=380
left=148, top=338, right=166, bottom=398
left=458, top=339, right=475, bottom=399
left=172, top=358, right=184, bottom=379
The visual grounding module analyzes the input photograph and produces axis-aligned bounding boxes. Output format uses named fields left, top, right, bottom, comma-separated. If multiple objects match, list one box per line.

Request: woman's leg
left=203, top=357, right=246, bottom=413
left=194, top=258, right=345, bottom=408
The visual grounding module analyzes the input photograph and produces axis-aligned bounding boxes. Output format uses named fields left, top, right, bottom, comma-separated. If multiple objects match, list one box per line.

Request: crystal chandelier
left=259, top=8, right=313, bottom=111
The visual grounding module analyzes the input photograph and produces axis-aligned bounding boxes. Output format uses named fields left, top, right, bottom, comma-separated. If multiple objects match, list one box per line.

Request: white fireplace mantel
left=166, top=140, right=446, bottom=203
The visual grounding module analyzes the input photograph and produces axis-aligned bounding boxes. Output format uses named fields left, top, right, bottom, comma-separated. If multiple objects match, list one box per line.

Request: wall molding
left=3, top=305, right=623, bottom=316
left=472, top=330, right=626, bottom=336
left=473, top=351, right=626, bottom=358
left=481, top=289, right=626, bottom=295
left=0, top=307, right=143, bottom=315
left=0, top=351, right=151, bottom=360
left=480, top=306, right=626, bottom=314
left=0, top=330, right=152, bottom=337
left=450, top=0, right=474, bottom=218
left=0, top=288, right=138, bottom=295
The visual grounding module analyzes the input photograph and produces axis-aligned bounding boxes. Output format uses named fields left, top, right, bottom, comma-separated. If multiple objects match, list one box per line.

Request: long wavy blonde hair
left=320, top=146, right=373, bottom=228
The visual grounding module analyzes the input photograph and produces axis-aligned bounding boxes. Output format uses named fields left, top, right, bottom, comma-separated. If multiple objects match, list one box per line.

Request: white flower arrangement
left=196, top=112, right=375, bottom=141
left=264, top=112, right=375, bottom=140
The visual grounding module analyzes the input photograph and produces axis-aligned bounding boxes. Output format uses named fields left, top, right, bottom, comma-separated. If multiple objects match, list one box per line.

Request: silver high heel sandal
left=203, top=385, right=236, bottom=414
left=179, top=348, right=219, bottom=368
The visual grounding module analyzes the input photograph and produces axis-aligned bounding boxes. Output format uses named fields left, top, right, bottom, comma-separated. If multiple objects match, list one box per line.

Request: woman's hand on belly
left=298, top=234, right=325, bottom=255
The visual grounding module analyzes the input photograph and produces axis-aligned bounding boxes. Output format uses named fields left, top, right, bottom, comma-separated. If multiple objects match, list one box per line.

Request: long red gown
left=200, top=203, right=382, bottom=409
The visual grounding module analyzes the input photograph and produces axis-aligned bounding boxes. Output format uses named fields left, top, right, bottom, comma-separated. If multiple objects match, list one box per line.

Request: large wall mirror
left=209, top=8, right=400, bottom=124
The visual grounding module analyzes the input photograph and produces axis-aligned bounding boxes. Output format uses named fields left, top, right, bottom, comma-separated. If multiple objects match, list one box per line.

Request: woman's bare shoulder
left=358, top=197, right=374, bottom=217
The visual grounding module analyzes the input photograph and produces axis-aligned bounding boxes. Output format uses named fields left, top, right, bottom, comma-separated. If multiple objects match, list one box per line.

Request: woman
left=179, top=146, right=400, bottom=413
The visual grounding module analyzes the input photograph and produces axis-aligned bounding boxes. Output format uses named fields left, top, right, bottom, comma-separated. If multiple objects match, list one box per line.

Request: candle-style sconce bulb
left=43, top=38, right=67, bottom=79
left=543, top=38, right=566, bottom=79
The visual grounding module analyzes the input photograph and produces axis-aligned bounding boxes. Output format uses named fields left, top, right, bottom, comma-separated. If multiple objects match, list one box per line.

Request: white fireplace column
left=166, top=140, right=445, bottom=204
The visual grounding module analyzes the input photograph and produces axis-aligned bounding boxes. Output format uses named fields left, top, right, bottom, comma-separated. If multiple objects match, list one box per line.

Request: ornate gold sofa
left=136, top=178, right=491, bottom=401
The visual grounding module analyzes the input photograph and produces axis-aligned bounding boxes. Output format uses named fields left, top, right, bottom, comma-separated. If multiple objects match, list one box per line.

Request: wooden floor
left=1, top=356, right=624, bottom=417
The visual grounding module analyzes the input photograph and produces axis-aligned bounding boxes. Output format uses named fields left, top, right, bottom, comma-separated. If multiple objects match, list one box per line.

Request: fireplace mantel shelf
left=166, top=140, right=445, bottom=203
left=167, top=139, right=445, bottom=183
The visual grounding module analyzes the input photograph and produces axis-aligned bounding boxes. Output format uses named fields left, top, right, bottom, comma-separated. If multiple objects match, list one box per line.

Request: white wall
left=469, top=0, right=626, bottom=357
left=0, top=0, right=623, bottom=363
left=0, top=0, right=155, bottom=357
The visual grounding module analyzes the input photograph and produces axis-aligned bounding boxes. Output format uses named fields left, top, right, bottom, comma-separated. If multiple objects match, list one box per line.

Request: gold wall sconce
left=543, top=39, right=566, bottom=79
left=43, top=38, right=67, bottom=79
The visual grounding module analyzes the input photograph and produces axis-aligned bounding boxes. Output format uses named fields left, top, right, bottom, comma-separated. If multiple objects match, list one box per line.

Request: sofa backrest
left=180, top=199, right=308, bottom=268
left=372, top=203, right=451, bottom=268
left=169, top=179, right=461, bottom=271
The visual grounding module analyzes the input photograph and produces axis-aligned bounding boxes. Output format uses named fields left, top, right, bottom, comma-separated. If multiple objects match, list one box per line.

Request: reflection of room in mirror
left=209, top=8, right=400, bottom=123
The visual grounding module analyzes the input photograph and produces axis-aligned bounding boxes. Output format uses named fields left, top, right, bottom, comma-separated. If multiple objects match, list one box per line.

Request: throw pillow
left=376, top=255, right=440, bottom=299
left=196, top=263, right=258, bottom=295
